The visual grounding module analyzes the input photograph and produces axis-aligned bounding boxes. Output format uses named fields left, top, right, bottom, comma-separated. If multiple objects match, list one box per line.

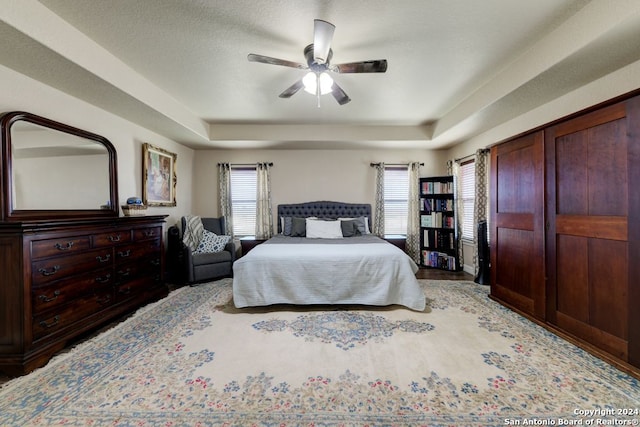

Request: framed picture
left=142, top=143, right=176, bottom=206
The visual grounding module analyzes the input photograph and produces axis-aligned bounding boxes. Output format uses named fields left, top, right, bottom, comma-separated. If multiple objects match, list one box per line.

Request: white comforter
left=232, top=235, right=426, bottom=311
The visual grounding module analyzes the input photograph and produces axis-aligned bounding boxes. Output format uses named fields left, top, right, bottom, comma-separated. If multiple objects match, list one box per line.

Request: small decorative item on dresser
left=121, top=204, right=147, bottom=216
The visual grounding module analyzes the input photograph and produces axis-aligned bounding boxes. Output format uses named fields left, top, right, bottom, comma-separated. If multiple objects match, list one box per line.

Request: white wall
left=192, top=149, right=450, bottom=223
left=0, top=65, right=194, bottom=227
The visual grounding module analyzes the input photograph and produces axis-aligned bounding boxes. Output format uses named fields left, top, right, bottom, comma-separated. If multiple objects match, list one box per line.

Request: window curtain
left=372, top=162, right=385, bottom=237
left=448, top=160, right=464, bottom=269
left=473, top=149, right=489, bottom=275
left=218, top=163, right=233, bottom=236
left=406, top=162, right=421, bottom=263
left=255, top=162, right=273, bottom=239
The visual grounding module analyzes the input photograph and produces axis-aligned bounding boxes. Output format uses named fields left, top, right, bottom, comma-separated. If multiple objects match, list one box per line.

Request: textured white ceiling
left=2, top=0, right=640, bottom=149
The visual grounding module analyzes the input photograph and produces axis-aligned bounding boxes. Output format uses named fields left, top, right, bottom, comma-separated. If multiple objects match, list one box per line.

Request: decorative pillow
left=182, top=215, right=204, bottom=251
left=340, top=219, right=361, bottom=237
left=291, top=217, right=307, bottom=237
left=282, top=217, right=293, bottom=236
left=194, top=230, right=231, bottom=254
left=306, top=218, right=343, bottom=239
left=339, top=217, right=370, bottom=234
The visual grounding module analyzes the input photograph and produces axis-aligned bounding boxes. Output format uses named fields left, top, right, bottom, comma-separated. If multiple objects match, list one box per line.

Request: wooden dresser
left=0, top=216, right=168, bottom=376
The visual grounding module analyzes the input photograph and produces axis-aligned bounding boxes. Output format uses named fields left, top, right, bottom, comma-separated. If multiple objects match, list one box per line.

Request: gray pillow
left=341, top=220, right=360, bottom=237
left=282, top=217, right=293, bottom=236
left=291, top=217, right=306, bottom=237
left=353, top=217, right=368, bottom=234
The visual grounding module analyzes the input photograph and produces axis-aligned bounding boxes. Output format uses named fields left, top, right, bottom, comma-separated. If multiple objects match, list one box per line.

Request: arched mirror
left=0, top=111, right=119, bottom=221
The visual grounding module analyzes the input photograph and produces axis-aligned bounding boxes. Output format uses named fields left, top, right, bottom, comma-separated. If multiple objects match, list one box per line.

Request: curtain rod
left=217, top=162, right=273, bottom=167
left=454, top=148, right=489, bottom=163
left=369, top=162, right=424, bottom=167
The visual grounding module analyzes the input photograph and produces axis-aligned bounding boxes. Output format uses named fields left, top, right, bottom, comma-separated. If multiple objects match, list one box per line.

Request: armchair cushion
left=194, top=230, right=231, bottom=254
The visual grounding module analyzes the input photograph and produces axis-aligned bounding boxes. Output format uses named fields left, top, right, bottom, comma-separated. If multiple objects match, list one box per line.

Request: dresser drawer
left=32, top=267, right=114, bottom=314
left=115, top=239, right=161, bottom=263
left=134, top=226, right=162, bottom=241
left=93, top=230, right=132, bottom=247
left=31, top=236, right=92, bottom=260
left=115, top=276, right=157, bottom=302
left=32, top=290, right=114, bottom=341
left=32, top=248, right=114, bottom=285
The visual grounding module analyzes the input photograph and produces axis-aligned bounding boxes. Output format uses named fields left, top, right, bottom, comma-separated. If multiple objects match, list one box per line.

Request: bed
left=232, top=201, right=426, bottom=311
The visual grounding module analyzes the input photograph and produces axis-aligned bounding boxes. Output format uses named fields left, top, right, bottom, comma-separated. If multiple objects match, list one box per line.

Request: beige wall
left=4, top=53, right=640, bottom=272
left=0, top=65, right=194, bottom=227
left=191, top=148, right=450, bottom=222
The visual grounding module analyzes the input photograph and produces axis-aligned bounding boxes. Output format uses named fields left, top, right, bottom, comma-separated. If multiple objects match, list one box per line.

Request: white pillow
left=306, top=219, right=343, bottom=239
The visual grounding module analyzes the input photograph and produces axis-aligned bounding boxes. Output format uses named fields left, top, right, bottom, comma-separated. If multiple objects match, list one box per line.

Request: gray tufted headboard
left=277, top=201, right=372, bottom=233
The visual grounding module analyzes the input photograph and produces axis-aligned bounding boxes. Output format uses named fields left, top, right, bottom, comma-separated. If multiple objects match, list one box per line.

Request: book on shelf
left=421, top=198, right=452, bottom=212
left=420, top=180, right=453, bottom=195
left=422, top=229, right=455, bottom=250
left=421, top=250, right=457, bottom=270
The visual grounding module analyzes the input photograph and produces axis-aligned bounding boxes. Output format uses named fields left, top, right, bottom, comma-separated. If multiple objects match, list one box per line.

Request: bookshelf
left=419, top=176, right=460, bottom=271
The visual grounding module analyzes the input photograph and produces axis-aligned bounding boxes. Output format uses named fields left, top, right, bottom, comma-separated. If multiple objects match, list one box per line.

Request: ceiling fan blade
left=279, top=79, right=305, bottom=98
left=313, top=19, right=335, bottom=64
left=334, top=59, right=388, bottom=73
left=248, top=53, right=307, bottom=69
left=331, top=82, right=351, bottom=105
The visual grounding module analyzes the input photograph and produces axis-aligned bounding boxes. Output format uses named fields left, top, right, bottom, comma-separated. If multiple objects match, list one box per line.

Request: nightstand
left=240, top=237, right=266, bottom=256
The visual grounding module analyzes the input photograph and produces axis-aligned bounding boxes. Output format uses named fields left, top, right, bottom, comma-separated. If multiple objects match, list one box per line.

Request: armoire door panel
left=491, top=130, right=545, bottom=319
left=496, top=145, right=536, bottom=214
left=589, top=238, right=628, bottom=340
left=587, top=120, right=628, bottom=216
left=494, top=227, right=535, bottom=299
left=546, top=99, right=630, bottom=361
left=556, top=235, right=588, bottom=321
left=555, top=215, right=627, bottom=241
left=556, top=132, right=588, bottom=215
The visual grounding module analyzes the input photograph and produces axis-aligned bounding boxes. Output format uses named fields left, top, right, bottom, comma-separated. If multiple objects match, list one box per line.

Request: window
left=460, top=160, right=476, bottom=241
left=384, top=167, right=409, bottom=236
left=230, top=167, right=256, bottom=236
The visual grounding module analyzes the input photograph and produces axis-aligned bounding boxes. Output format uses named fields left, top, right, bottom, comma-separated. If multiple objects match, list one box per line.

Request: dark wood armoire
left=490, top=91, right=640, bottom=376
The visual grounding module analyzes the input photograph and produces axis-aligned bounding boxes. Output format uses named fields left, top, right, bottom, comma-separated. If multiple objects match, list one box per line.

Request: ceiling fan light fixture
left=313, top=19, right=335, bottom=64
left=302, top=71, right=333, bottom=95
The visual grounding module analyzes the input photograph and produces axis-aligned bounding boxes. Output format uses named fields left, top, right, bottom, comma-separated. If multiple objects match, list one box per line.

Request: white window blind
left=460, top=160, right=476, bottom=241
left=384, top=167, right=408, bottom=236
left=230, top=167, right=257, bottom=236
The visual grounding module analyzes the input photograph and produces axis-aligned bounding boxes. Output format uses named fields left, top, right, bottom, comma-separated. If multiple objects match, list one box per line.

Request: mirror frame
left=0, top=111, right=119, bottom=221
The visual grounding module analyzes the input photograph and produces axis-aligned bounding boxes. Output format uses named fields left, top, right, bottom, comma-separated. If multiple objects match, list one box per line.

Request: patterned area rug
left=1, top=279, right=639, bottom=426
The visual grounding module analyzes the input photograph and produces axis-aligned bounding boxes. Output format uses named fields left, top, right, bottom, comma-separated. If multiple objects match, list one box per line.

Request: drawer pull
left=119, top=286, right=131, bottom=295
left=118, top=250, right=131, bottom=258
left=95, top=274, right=112, bottom=284
left=38, top=265, right=60, bottom=276
left=96, top=295, right=111, bottom=305
left=54, top=241, right=74, bottom=251
left=39, top=315, right=60, bottom=329
left=108, top=234, right=121, bottom=242
left=96, top=254, right=111, bottom=263
left=118, top=269, right=131, bottom=278
left=143, top=230, right=156, bottom=237
left=38, top=290, right=60, bottom=303
left=150, top=259, right=160, bottom=267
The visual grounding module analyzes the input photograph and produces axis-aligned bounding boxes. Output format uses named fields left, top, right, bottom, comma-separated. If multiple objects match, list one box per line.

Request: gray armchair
left=167, top=217, right=236, bottom=285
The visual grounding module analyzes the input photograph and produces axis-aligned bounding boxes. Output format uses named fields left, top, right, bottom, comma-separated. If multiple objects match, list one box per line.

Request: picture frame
left=142, top=143, right=176, bottom=207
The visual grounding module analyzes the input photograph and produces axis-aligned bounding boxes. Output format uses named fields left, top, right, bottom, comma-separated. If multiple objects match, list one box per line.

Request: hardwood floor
left=416, top=267, right=475, bottom=281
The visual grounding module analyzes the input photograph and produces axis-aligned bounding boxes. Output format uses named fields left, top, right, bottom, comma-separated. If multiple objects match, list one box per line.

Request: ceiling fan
left=248, top=19, right=388, bottom=106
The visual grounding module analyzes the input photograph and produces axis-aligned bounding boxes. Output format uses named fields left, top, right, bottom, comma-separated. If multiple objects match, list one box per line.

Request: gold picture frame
left=142, top=143, right=176, bottom=207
